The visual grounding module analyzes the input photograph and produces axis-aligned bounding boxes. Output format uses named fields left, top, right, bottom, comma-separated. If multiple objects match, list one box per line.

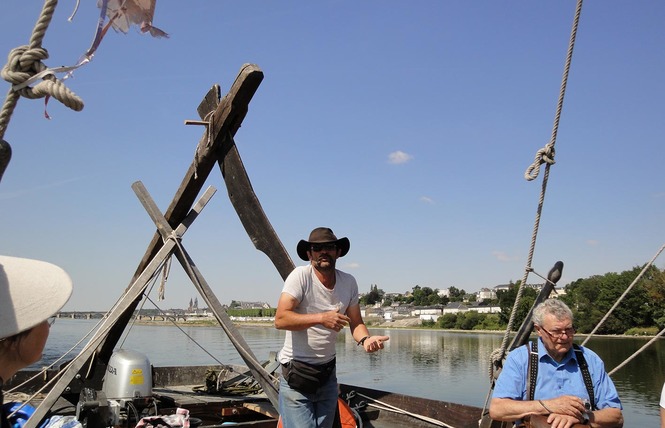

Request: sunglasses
left=310, top=243, right=337, bottom=252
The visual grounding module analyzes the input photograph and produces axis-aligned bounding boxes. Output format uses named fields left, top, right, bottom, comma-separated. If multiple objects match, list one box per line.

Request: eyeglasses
left=48, top=316, right=57, bottom=327
left=539, top=325, right=575, bottom=339
left=310, top=243, right=337, bottom=252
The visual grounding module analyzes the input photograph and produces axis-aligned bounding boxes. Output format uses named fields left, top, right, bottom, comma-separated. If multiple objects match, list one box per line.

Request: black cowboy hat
left=296, top=227, right=350, bottom=261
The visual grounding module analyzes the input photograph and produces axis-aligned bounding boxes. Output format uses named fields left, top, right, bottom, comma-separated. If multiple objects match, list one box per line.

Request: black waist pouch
left=283, top=358, right=336, bottom=394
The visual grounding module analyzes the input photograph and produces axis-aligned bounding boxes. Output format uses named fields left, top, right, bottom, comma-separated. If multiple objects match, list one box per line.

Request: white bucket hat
left=0, top=255, right=73, bottom=340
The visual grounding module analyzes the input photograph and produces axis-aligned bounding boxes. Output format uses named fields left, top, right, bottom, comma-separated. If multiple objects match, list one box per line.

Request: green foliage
left=411, top=285, right=443, bottom=306
left=624, top=326, right=660, bottom=336
left=497, top=281, right=536, bottom=327
left=564, top=265, right=665, bottom=334
left=438, top=313, right=457, bottom=329
left=421, top=319, right=436, bottom=328
left=226, top=308, right=276, bottom=317
left=433, top=312, right=501, bottom=331
left=455, top=311, right=482, bottom=330
left=474, top=314, right=502, bottom=330
left=448, top=286, right=467, bottom=302
left=360, top=284, right=385, bottom=306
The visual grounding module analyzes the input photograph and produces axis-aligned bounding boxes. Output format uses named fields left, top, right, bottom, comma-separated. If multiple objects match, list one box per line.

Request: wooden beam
left=26, top=188, right=216, bottom=428
left=218, top=134, right=295, bottom=281
left=97, top=64, right=263, bottom=361
left=130, top=181, right=279, bottom=407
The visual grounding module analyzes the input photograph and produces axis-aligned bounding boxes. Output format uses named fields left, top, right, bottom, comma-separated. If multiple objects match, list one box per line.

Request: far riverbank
left=134, top=316, right=663, bottom=338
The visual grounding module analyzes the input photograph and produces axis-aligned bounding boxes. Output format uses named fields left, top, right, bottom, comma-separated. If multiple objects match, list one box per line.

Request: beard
left=312, top=254, right=337, bottom=272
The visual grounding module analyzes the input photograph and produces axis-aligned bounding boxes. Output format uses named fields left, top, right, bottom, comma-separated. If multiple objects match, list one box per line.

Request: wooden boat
left=5, top=362, right=498, bottom=428
left=4, top=361, right=594, bottom=428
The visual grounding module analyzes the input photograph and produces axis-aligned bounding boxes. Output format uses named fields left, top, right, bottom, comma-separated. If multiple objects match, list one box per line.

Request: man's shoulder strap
left=526, top=340, right=539, bottom=401
left=573, top=344, right=596, bottom=410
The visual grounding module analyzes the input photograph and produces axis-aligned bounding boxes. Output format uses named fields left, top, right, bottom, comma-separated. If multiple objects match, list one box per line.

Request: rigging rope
left=482, top=7, right=587, bottom=424
left=492, top=0, right=585, bottom=370
left=0, top=0, right=84, bottom=180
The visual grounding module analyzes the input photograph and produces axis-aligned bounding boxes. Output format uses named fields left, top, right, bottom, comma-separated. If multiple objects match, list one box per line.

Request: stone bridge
left=56, top=312, right=188, bottom=322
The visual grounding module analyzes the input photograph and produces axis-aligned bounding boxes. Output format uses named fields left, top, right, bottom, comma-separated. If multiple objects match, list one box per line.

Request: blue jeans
left=278, top=368, right=338, bottom=428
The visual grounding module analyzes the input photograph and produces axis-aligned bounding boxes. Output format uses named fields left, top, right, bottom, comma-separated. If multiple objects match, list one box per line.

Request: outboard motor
left=102, top=349, right=153, bottom=406
left=78, top=349, right=153, bottom=428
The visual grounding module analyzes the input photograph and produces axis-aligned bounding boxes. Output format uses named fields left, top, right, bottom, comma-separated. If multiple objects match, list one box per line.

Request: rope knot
left=524, top=143, right=556, bottom=181
left=1, top=45, right=84, bottom=112
left=2, top=45, right=49, bottom=86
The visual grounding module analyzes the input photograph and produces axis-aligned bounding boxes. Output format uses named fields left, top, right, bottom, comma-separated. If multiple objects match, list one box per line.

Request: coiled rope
left=0, top=0, right=85, bottom=181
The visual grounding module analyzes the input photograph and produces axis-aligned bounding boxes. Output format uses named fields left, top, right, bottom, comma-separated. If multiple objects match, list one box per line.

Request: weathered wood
left=98, top=64, right=264, bottom=362
left=197, top=84, right=221, bottom=119
left=339, top=383, right=485, bottom=428
left=243, top=402, right=279, bottom=419
left=130, top=181, right=279, bottom=407
left=25, top=188, right=216, bottom=428
left=218, top=135, right=295, bottom=281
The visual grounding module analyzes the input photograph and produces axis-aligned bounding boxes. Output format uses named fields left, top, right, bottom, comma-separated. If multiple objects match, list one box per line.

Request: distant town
left=114, top=282, right=557, bottom=325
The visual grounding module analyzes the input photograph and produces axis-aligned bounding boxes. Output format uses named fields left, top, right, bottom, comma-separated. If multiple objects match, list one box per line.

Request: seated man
left=490, top=299, right=623, bottom=428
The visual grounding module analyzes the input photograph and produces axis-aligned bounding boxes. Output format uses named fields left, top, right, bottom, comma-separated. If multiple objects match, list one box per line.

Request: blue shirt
left=492, top=338, right=622, bottom=411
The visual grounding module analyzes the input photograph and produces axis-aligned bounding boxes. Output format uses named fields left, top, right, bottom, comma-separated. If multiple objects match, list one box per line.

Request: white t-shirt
left=278, top=264, right=359, bottom=365
left=660, top=382, right=665, bottom=408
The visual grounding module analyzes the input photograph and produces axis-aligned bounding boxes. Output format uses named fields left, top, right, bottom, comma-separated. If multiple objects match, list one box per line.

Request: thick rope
left=0, top=0, right=85, bottom=180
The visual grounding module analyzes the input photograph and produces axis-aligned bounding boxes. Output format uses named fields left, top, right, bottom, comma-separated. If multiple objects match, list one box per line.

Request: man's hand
left=540, top=396, right=586, bottom=422
left=545, top=413, right=584, bottom=428
left=320, top=310, right=350, bottom=332
left=362, top=336, right=390, bottom=353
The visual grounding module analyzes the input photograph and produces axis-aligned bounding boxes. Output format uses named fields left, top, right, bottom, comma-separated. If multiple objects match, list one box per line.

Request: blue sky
left=1, top=1, right=663, bottom=311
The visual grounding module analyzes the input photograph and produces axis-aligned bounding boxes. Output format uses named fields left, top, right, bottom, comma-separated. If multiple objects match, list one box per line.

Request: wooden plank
left=98, top=64, right=263, bottom=361
left=243, top=402, right=279, bottom=419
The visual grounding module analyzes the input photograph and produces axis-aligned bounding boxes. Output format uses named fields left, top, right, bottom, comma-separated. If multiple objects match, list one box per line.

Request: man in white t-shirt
left=275, top=227, right=389, bottom=428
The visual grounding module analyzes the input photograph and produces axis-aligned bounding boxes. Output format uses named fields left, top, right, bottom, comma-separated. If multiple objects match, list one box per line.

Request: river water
left=39, top=319, right=664, bottom=427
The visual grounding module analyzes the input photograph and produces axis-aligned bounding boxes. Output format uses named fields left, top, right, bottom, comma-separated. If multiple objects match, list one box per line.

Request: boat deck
left=151, top=385, right=279, bottom=428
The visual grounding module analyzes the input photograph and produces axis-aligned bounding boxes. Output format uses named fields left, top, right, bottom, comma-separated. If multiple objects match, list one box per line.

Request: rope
left=581, top=242, right=665, bottom=347
left=0, top=0, right=85, bottom=179
left=484, top=3, right=586, bottom=420
left=494, top=0, right=585, bottom=366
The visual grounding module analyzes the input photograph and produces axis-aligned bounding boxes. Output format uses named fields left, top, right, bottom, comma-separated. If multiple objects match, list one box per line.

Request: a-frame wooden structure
left=26, top=64, right=296, bottom=428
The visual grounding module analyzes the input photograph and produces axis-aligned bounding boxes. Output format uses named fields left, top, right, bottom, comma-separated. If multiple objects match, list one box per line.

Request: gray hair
left=532, top=299, right=573, bottom=326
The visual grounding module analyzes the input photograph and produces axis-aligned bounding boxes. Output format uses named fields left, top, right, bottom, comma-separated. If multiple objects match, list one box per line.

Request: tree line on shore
left=363, top=265, right=665, bottom=335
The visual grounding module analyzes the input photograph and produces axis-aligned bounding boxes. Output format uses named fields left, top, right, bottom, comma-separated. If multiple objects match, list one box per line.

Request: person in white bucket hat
left=0, top=255, right=73, bottom=428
